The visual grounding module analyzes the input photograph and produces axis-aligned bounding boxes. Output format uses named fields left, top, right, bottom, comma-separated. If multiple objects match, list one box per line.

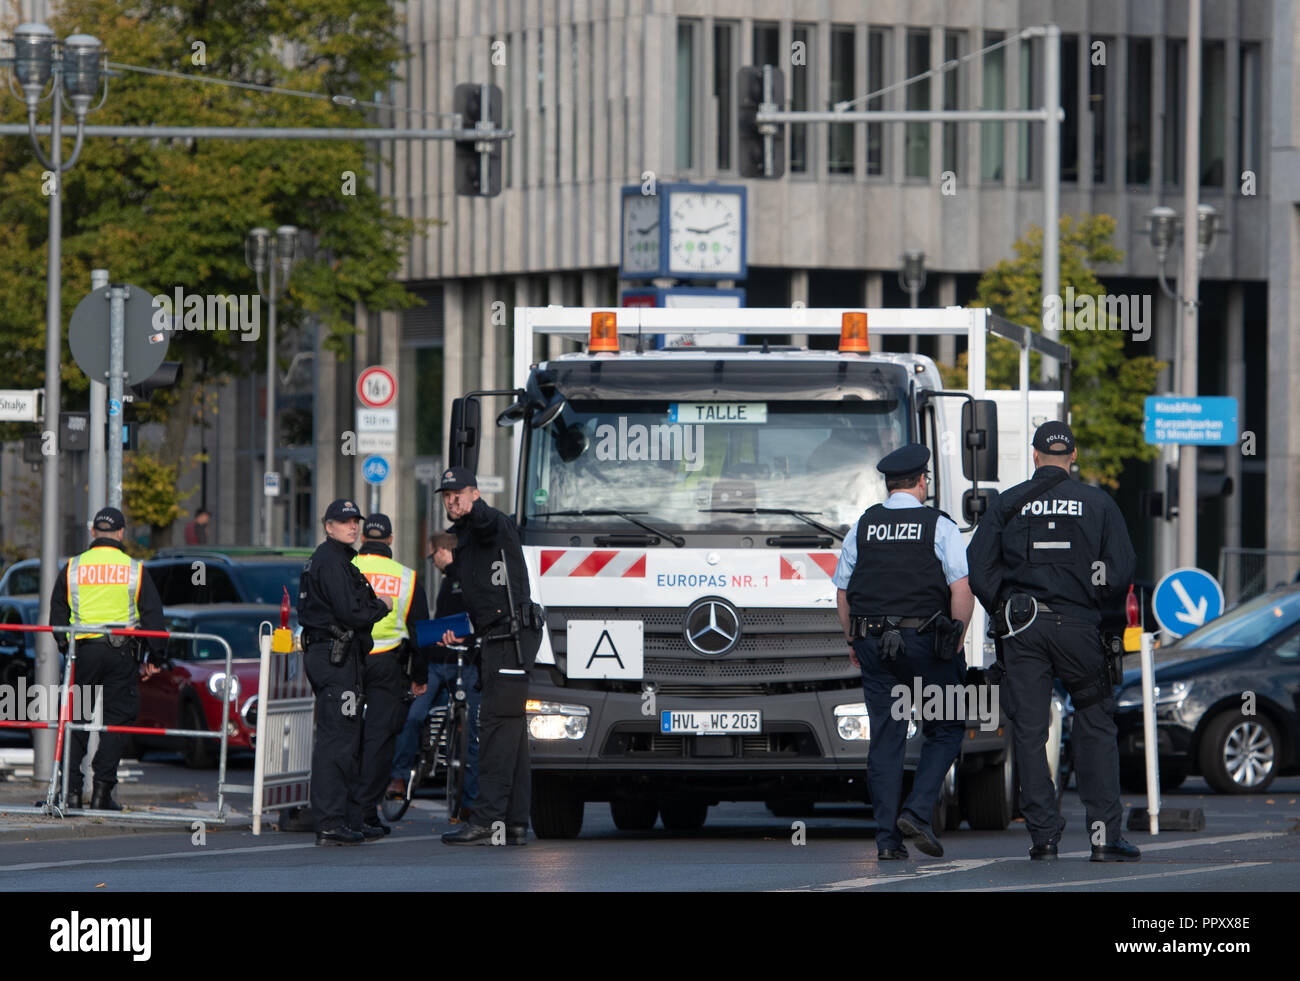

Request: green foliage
left=121, top=450, right=194, bottom=550
left=939, top=215, right=1163, bottom=489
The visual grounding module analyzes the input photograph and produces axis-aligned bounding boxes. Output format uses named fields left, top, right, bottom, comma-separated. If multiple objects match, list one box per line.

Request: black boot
left=64, top=787, right=83, bottom=811
left=90, top=782, right=122, bottom=812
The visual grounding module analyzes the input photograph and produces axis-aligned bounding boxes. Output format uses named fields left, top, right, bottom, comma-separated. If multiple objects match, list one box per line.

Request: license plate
left=660, top=709, right=762, bottom=735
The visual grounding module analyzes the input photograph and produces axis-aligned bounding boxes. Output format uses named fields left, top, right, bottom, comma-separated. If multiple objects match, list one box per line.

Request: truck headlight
left=526, top=699, right=589, bottom=740
left=1117, top=680, right=1192, bottom=709
left=207, top=672, right=240, bottom=702
left=834, top=702, right=917, bottom=741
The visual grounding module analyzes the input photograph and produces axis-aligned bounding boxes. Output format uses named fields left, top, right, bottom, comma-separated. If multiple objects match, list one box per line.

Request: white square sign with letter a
left=566, top=620, right=644, bottom=679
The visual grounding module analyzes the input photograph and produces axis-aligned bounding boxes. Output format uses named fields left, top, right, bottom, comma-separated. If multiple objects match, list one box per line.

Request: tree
left=0, top=0, right=428, bottom=544
left=938, top=214, right=1163, bottom=489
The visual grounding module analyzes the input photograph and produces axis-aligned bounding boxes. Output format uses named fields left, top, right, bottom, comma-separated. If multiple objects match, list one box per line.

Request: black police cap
left=1033, top=421, right=1075, bottom=455
left=92, top=506, right=125, bottom=532
left=363, top=513, right=393, bottom=539
left=439, top=466, right=477, bottom=491
left=876, top=443, right=931, bottom=479
left=323, top=498, right=362, bottom=522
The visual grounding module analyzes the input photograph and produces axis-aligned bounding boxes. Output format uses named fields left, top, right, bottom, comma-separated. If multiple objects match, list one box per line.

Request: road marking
left=1058, top=830, right=1285, bottom=860
left=0, top=840, right=330, bottom=873
left=957, top=862, right=1267, bottom=892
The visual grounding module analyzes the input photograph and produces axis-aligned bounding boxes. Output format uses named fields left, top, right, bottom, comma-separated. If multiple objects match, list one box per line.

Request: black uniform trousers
left=472, top=636, right=531, bottom=828
left=855, top=627, right=966, bottom=850
left=304, top=642, right=365, bottom=831
left=1002, top=612, right=1122, bottom=846
left=356, top=650, right=408, bottom=820
left=65, top=640, right=139, bottom=790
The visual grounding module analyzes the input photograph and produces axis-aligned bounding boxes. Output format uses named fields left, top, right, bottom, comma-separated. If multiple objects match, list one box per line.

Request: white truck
left=450, top=305, right=1071, bottom=838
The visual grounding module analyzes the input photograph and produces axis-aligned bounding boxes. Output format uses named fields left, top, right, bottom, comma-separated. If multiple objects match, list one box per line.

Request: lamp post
left=4, top=23, right=104, bottom=782
left=899, top=250, right=926, bottom=354
left=245, top=224, right=299, bottom=547
left=1147, top=201, right=1219, bottom=572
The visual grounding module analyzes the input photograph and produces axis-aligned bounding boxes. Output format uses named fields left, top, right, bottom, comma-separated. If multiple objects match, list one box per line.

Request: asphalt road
left=0, top=748, right=1296, bottom=892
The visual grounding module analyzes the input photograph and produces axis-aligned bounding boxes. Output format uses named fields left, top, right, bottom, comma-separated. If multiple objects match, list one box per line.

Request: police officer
left=967, top=421, right=1139, bottom=862
left=352, top=513, right=431, bottom=834
left=298, top=498, right=393, bottom=845
left=49, top=507, right=166, bottom=811
left=833, top=444, right=974, bottom=860
left=437, top=466, right=542, bottom=845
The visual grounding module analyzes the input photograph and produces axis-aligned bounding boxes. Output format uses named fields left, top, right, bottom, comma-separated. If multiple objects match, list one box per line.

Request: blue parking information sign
left=1152, top=567, right=1225, bottom=638
left=1144, top=396, right=1238, bottom=445
left=361, top=455, right=390, bottom=485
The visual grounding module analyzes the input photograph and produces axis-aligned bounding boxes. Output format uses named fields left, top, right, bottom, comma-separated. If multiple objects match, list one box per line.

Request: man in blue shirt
left=833, top=443, right=975, bottom=860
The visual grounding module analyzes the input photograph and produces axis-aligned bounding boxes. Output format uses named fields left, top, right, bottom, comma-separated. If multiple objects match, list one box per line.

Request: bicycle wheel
left=443, top=707, right=469, bottom=821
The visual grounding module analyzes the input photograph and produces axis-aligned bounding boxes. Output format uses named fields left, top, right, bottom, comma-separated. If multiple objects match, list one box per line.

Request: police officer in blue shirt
left=833, top=443, right=975, bottom=860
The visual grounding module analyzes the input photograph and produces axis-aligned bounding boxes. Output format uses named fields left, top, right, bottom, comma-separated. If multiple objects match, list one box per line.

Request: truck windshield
left=524, top=399, right=907, bottom=535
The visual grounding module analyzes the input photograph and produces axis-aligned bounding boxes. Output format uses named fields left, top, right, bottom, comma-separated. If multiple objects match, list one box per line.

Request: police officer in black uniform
left=967, top=421, right=1139, bottom=862
left=298, top=498, right=393, bottom=845
left=834, top=444, right=975, bottom=860
left=437, top=467, right=542, bottom=845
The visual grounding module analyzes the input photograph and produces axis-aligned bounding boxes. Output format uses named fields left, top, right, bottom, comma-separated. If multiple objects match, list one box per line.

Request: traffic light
left=737, top=66, right=786, bottom=178
left=1151, top=461, right=1235, bottom=520
left=129, top=360, right=182, bottom=401
left=454, top=83, right=503, bottom=197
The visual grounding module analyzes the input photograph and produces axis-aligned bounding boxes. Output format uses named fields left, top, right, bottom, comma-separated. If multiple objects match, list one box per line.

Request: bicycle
left=380, top=640, right=476, bottom=823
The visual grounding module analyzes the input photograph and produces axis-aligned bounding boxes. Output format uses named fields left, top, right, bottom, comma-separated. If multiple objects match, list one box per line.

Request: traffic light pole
left=108, top=285, right=125, bottom=509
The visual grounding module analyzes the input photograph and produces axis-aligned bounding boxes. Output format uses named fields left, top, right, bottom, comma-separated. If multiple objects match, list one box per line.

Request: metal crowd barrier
left=0, top=621, right=235, bottom=823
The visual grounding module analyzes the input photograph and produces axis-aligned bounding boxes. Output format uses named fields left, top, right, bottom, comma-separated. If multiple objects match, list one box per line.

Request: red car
left=136, top=604, right=293, bottom=768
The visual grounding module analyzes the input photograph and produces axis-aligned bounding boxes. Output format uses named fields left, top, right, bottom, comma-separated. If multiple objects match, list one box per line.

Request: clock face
left=621, top=193, right=662, bottom=276
left=667, top=190, right=743, bottom=276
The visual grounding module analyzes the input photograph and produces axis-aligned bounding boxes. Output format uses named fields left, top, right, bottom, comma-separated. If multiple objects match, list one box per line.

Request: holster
left=1101, top=632, right=1125, bottom=686
left=327, top=625, right=355, bottom=666
left=849, top=616, right=887, bottom=640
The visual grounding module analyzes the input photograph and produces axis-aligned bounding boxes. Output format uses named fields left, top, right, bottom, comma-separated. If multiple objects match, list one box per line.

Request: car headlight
left=525, top=699, right=589, bottom=740
left=207, top=672, right=240, bottom=702
left=834, top=702, right=917, bottom=741
left=1117, top=679, right=1192, bottom=709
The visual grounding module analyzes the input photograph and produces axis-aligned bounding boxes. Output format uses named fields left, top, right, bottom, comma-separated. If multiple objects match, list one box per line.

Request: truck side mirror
left=963, top=487, right=1000, bottom=525
left=961, top=399, right=999, bottom=482
left=449, top=397, right=481, bottom=473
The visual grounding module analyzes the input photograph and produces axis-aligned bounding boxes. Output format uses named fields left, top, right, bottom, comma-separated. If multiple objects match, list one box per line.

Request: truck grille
left=604, top=725, right=821, bottom=759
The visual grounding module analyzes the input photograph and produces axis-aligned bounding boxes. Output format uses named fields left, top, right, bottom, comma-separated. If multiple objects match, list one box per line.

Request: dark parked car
left=1114, top=584, right=1300, bottom=794
left=136, top=604, right=295, bottom=767
left=144, top=551, right=308, bottom=609
left=0, top=559, right=64, bottom=598
left=0, top=595, right=42, bottom=689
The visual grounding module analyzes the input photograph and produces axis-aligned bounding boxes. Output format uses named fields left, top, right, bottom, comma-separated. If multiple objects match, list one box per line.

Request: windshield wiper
left=534, top=509, right=686, bottom=547
left=699, top=507, right=845, bottom=542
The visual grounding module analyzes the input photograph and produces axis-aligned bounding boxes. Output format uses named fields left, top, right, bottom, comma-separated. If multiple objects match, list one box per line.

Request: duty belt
left=302, top=630, right=334, bottom=646
left=850, top=615, right=929, bottom=639
left=859, top=616, right=929, bottom=629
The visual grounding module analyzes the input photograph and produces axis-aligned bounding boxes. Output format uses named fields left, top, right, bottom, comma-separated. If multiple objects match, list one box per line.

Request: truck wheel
left=181, top=701, right=216, bottom=769
left=933, top=763, right=960, bottom=833
left=1199, top=711, right=1279, bottom=794
left=530, top=775, right=584, bottom=838
left=659, top=800, right=709, bottom=831
left=610, top=798, right=659, bottom=831
left=961, top=745, right=1015, bottom=830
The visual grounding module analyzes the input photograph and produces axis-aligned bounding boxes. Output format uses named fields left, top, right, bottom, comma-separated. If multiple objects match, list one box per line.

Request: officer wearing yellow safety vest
left=353, top=513, right=432, bottom=834
left=48, top=507, right=166, bottom=811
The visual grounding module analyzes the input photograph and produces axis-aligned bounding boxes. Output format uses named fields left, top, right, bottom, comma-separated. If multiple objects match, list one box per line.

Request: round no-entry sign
left=357, top=366, right=396, bottom=408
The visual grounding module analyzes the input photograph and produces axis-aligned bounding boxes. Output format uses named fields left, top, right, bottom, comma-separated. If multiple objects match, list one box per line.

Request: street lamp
left=245, top=224, right=300, bottom=547
left=899, top=250, right=926, bottom=354
left=3, top=23, right=105, bottom=783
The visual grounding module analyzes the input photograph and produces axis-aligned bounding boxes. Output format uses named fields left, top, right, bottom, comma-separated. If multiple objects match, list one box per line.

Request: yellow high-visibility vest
left=353, top=552, right=416, bottom=653
left=66, top=546, right=141, bottom=640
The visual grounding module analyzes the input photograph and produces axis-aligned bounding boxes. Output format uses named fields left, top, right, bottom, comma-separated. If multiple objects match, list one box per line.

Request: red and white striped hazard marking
left=539, top=549, right=647, bottom=578
left=780, top=553, right=839, bottom=580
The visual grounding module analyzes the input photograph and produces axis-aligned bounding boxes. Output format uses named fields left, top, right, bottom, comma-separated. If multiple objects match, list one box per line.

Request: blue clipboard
left=415, top=613, right=473, bottom=648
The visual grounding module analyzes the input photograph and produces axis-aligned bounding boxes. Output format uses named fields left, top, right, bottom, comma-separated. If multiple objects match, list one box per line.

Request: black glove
left=879, top=629, right=905, bottom=662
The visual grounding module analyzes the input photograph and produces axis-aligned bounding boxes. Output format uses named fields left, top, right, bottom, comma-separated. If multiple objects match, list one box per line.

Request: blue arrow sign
left=1144, top=395, right=1238, bottom=445
left=361, top=455, right=390, bottom=485
left=1152, top=567, right=1224, bottom=638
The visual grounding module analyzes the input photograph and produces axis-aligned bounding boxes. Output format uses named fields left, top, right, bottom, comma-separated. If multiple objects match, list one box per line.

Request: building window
left=1163, top=40, right=1183, bottom=186
left=1239, top=43, right=1262, bottom=181
left=905, top=29, right=930, bottom=178
left=1019, top=36, right=1035, bottom=183
left=981, top=31, right=1005, bottom=181
left=1090, top=37, right=1111, bottom=184
left=1201, top=41, right=1226, bottom=186
left=753, top=22, right=780, bottom=69
left=676, top=22, right=696, bottom=172
left=791, top=24, right=812, bottom=173
left=1060, top=34, right=1078, bottom=182
left=714, top=22, right=735, bottom=171
left=946, top=31, right=967, bottom=178
left=868, top=28, right=887, bottom=176
left=829, top=26, right=856, bottom=175
left=1126, top=37, right=1152, bottom=185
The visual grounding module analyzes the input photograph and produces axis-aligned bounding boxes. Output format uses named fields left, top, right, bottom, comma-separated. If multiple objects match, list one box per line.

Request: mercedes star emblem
left=684, top=597, right=742, bottom=656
